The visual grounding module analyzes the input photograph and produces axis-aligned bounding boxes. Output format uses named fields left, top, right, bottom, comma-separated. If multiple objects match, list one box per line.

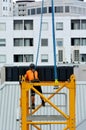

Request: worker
left=25, top=63, right=45, bottom=109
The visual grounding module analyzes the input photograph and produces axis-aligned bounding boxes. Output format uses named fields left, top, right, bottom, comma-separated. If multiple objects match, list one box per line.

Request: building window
left=81, top=20, right=86, bottom=30
left=31, top=8, right=35, bottom=15
left=71, top=19, right=86, bottom=30
left=24, top=54, right=33, bottom=62
left=24, top=20, right=33, bottom=30
left=80, top=54, right=86, bottom=62
left=0, top=39, right=6, bottom=46
left=28, top=9, right=30, bottom=15
left=41, top=39, right=48, bottom=46
left=24, top=38, right=33, bottom=46
left=14, top=20, right=23, bottom=30
left=48, top=6, right=52, bottom=13
left=71, top=20, right=80, bottom=30
left=65, top=6, right=69, bottom=13
left=81, top=38, right=86, bottom=46
left=10, top=7, right=11, bottom=11
left=71, top=38, right=86, bottom=46
left=0, top=23, right=6, bottom=31
left=14, top=55, right=23, bottom=62
left=56, top=22, right=63, bottom=30
left=56, top=38, right=63, bottom=46
left=14, top=54, right=33, bottom=62
left=14, top=38, right=23, bottom=46
left=0, top=55, right=6, bottom=63
left=71, top=38, right=80, bottom=46
left=14, top=38, right=33, bottom=46
left=58, top=50, right=63, bottom=62
left=37, top=8, right=41, bottom=14
left=55, top=6, right=63, bottom=13
left=42, top=22, right=48, bottom=30
left=74, top=50, right=79, bottom=62
left=41, top=54, right=48, bottom=62
left=3, top=6, right=5, bottom=10
left=43, top=7, right=47, bottom=13
left=14, top=20, right=33, bottom=30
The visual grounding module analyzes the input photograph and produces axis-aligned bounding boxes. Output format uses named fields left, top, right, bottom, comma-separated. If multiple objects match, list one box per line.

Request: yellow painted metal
left=63, top=126, right=68, bottom=130
left=33, top=124, right=41, bottom=130
left=68, top=75, right=76, bottom=130
left=20, top=74, right=76, bottom=130
left=21, top=83, right=28, bottom=130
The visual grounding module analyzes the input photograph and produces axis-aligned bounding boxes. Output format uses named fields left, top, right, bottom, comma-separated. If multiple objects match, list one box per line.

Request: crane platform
left=27, top=115, right=66, bottom=121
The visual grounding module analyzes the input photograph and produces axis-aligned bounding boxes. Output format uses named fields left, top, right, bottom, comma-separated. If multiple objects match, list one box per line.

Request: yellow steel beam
left=20, top=74, right=76, bottom=130
left=30, top=86, right=69, bottom=119
left=69, top=75, right=76, bottom=130
left=63, top=126, right=68, bottom=130
left=21, top=83, right=29, bottom=130
left=31, top=84, right=67, bottom=115
left=33, top=124, right=41, bottom=130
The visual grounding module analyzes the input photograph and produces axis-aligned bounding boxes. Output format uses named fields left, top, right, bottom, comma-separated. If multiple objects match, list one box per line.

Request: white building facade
left=0, top=0, right=13, bottom=16
left=0, top=0, right=86, bottom=67
left=0, top=1, right=86, bottom=130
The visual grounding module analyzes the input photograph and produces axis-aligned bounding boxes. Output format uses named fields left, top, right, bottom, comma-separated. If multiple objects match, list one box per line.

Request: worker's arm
left=32, top=71, right=40, bottom=82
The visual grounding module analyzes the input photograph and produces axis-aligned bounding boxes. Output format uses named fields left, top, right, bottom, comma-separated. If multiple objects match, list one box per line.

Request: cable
left=51, top=0, right=58, bottom=82
left=35, top=0, right=58, bottom=82
left=35, top=0, right=44, bottom=68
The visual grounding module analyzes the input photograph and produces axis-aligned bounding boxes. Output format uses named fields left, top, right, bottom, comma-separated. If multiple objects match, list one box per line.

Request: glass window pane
left=0, top=23, right=6, bottom=31
left=14, top=38, right=23, bottom=46
left=31, top=8, right=35, bottom=15
left=14, top=55, right=23, bottom=62
left=41, top=39, right=48, bottom=46
left=55, top=6, right=63, bottom=13
left=0, top=39, right=6, bottom=46
left=41, top=54, right=48, bottom=62
left=74, top=50, right=79, bottom=61
left=0, top=55, right=6, bottom=63
left=58, top=50, right=63, bottom=62
left=82, top=38, right=86, bottom=46
left=24, top=54, right=33, bottom=62
left=71, top=20, right=80, bottom=30
left=24, top=38, right=33, bottom=46
left=81, top=54, right=86, bottom=62
left=37, top=8, right=41, bottom=14
left=42, top=22, right=48, bottom=30
left=56, top=22, right=63, bottom=30
left=14, top=20, right=23, bottom=30
left=28, top=9, right=30, bottom=15
left=48, top=6, right=52, bottom=13
left=56, top=39, right=63, bottom=46
left=24, top=20, right=33, bottom=30
left=65, top=6, right=69, bottom=13
left=74, top=39, right=80, bottom=46
left=71, top=38, right=80, bottom=46
left=81, top=20, right=86, bottom=29
left=43, top=7, right=47, bottom=13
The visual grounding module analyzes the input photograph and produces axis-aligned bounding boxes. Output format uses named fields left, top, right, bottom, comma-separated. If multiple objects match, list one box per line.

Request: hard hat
left=29, top=63, right=35, bottom=69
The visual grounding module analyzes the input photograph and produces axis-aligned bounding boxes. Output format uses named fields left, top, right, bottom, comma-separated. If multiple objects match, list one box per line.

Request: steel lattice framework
left=20, top=74, right=76, bottom=130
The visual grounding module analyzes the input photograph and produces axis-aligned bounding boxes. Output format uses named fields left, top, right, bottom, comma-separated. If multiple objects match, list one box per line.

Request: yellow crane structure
left=19, top=74, right=76, bottom=130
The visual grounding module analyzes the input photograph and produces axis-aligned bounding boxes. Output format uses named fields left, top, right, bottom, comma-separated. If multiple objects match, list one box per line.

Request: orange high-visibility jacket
left=25, top=70, right=38, bottom=81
